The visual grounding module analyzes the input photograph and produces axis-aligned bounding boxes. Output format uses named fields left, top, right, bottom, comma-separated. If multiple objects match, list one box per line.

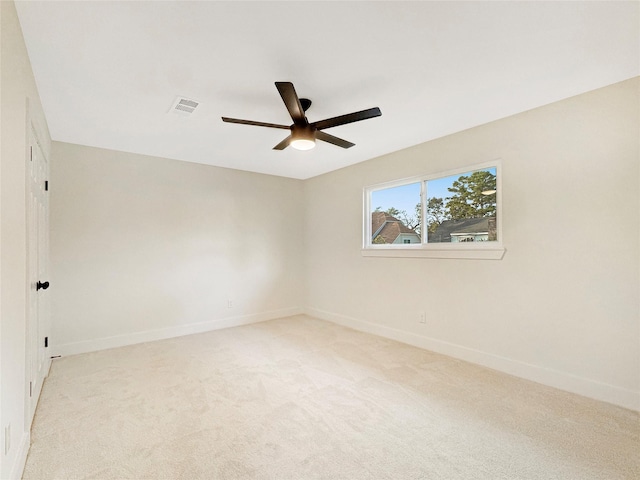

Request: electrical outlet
left=4, top=424, right=10, bottom=455
left=419, top=311, right=426, bottom=324
left=227, top=299, right=233, bottom=308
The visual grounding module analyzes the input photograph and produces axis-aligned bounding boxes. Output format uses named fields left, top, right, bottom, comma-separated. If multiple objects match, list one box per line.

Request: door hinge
left=30, top=146, right=33, bottom=161
left=44, top=336, right=49, bottom=348
left=29, top=381, right=33, bottom=397
left=45, top=180, right=49, bottom=191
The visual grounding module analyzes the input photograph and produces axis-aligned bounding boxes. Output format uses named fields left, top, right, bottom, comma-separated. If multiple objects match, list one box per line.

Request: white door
left=26, top=125, right=51, bottom=424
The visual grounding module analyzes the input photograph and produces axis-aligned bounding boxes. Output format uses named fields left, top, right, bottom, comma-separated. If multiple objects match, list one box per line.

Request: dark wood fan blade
left=312, top=107, right=381, bottom=131
left=273, top=136, right=291, bottom=150
left=315, top=131, right=355, bottom=149
left=275, top=82, right=307, bottom=126
left=221, top=117, right=290, bottom=129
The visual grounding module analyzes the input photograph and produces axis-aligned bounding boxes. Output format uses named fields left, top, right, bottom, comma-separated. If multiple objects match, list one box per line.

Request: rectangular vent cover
left=169, top=96, right=200, bottom=116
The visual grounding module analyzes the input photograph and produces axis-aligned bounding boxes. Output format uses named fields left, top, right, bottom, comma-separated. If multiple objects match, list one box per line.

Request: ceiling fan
left=222, top=82, right=381, bottom=151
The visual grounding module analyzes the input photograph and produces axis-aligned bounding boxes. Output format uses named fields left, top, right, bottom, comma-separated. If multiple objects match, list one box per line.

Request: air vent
left=169, top=96, right=200, bottom=116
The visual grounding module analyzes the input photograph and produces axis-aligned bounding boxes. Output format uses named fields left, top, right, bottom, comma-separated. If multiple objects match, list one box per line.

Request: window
left=363, top=162, right=504, bottom=259
left=371, top=182, right=421, bottom=245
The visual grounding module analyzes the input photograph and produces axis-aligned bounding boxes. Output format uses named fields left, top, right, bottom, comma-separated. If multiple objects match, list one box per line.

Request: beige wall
left=304, top=78, right=640, bottom=410
left=50, top=143, right=304, bottom=354
left=0, top=1, right=51, bottom=478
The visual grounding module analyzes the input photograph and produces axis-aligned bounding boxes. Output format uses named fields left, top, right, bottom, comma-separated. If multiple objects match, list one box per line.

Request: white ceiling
left=15, top=1, right=639, bottom=180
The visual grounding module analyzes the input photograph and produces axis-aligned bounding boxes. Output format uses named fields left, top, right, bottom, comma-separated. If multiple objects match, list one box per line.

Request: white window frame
left=362, top=160, right=505, bottom=260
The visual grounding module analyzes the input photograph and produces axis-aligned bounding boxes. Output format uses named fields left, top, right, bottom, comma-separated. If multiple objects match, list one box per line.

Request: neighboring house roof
left=372, top=212, right=419, bottom=243
left=429, top=217, right=496, bottom=243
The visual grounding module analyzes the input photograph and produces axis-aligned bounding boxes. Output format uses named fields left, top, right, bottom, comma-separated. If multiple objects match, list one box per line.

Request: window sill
left=361, top=245, right=505, bottom=260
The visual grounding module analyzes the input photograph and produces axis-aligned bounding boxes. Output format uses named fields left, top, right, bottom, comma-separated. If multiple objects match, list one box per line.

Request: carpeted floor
left=23, top=315, right=639, bottom=479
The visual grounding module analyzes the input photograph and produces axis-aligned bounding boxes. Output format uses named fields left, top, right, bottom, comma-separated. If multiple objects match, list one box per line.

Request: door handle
left=37, top=281, right=50, bottom=291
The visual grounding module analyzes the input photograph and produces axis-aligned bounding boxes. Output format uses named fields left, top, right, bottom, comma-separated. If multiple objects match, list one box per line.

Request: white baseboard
left=9, top=431, right=30, bottom=480
left=304, top=307, right=640, bottom=412
left=54, top=307, right=303, bottom=357
left=50, top=305, right=639, bottom=411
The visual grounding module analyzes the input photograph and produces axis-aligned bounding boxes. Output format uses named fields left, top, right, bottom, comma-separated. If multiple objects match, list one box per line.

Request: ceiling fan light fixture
left=291, top=138, right=316, bottom=150
left=290, top=126, right=316, bottom=151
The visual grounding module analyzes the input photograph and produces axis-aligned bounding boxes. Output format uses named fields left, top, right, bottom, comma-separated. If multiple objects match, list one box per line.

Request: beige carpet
left=23, top=315, right=639, bottom=479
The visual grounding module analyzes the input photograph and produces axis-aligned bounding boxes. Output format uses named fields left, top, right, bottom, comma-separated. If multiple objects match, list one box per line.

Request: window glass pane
left=426, top=167, right=497, bottom=243
left=371, top=182, right=421, bottom=245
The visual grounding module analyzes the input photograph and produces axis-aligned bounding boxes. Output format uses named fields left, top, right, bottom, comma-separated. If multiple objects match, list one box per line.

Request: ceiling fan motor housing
left=291, top=124, right=315, bottom=140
